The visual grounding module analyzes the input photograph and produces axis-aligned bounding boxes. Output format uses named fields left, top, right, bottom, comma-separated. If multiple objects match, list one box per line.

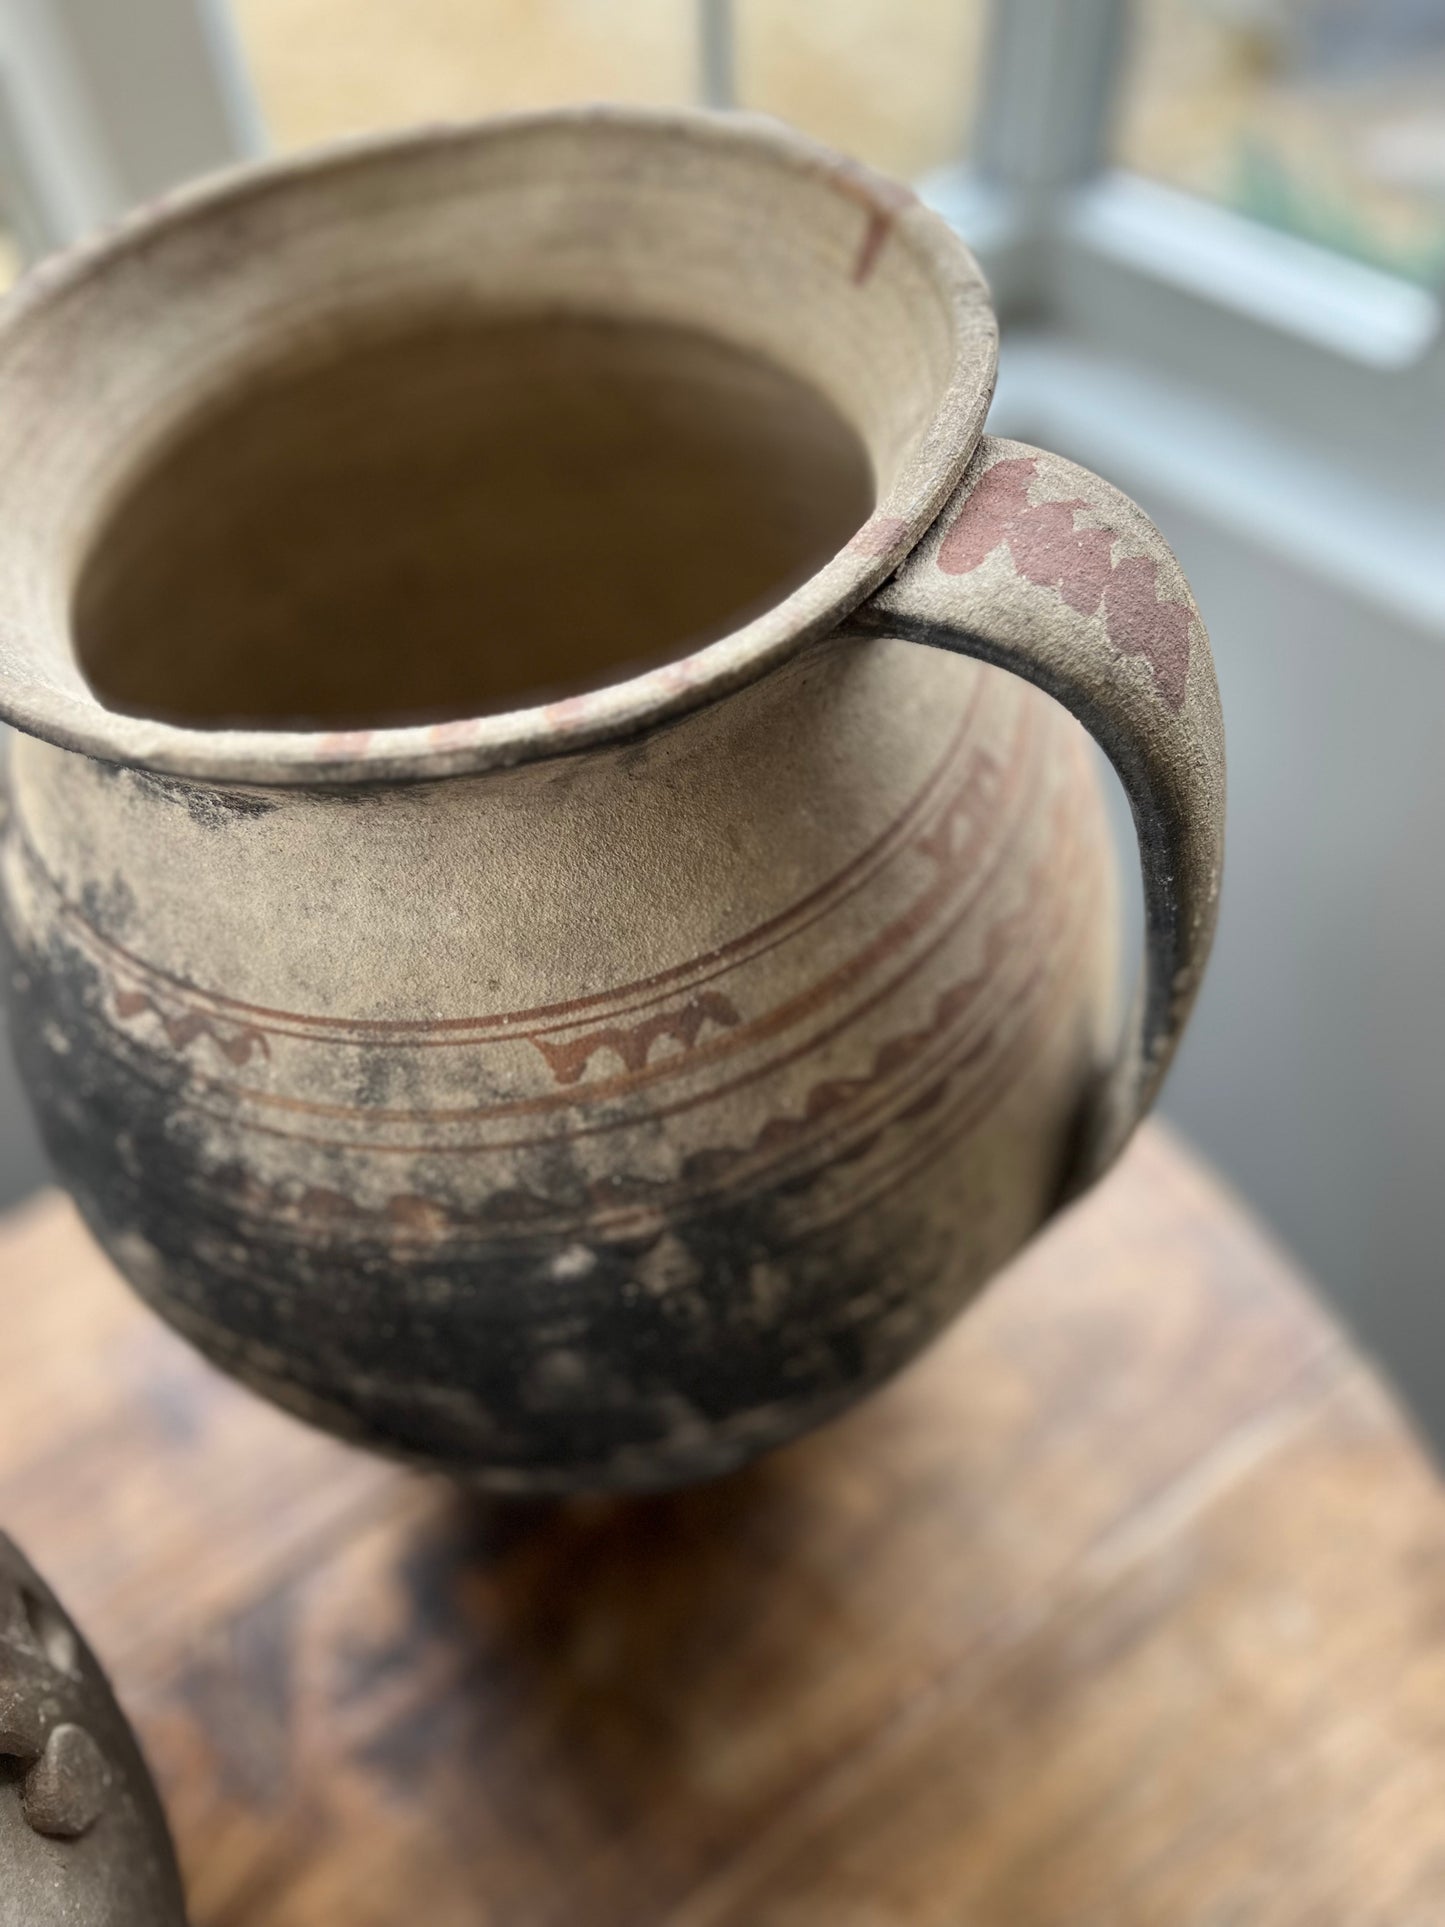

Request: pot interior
left=75, top=310, right=874, bottom=731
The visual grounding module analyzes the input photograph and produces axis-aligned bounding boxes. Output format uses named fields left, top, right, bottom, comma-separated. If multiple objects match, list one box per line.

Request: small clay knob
left=21, top=1723, right=109, bottom=1839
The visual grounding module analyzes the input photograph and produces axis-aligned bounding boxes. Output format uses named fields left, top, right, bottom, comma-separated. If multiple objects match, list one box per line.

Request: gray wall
left=1165, top=509, right=1445, bottom=1443
left=0, top=821, right=49, bottom=1209
left=0, top=1044, right=47, bottom=1212
left=1012, top=435, right=1445, bottom=1449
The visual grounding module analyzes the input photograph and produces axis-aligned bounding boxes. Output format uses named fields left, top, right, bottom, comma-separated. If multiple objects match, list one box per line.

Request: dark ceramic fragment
left=0, top=1534, right=186, bottom=1927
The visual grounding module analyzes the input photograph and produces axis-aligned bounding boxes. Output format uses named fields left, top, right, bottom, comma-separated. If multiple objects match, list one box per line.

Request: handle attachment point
left=846, top=436, right=1225, bottom=1193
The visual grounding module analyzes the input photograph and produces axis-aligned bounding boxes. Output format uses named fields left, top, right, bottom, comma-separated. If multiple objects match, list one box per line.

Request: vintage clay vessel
left=0, top=109, right=1224, bottom=1491
left=0, top=1533, right=186, bottom=1926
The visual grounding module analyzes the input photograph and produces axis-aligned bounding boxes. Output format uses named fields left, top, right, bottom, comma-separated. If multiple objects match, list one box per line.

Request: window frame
left=925, top=0, right=1444, bottom=626
left=3, top=0, right=1439, bottom=618
left=0, top=0, right=259, bottom=251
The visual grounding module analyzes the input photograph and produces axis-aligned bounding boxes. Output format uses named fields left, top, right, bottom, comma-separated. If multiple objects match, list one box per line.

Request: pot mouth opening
left=0, top=107, right=996, bottom=785
left=73, top=307, right=880, bottom=741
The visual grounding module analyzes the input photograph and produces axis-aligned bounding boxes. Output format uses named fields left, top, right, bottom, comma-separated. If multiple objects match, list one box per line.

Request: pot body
left=2, top=632, right=1116, bottom=1490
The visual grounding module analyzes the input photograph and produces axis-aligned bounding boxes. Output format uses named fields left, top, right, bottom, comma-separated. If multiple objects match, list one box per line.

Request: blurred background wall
left=1, top=0, right=1442, bottom=1442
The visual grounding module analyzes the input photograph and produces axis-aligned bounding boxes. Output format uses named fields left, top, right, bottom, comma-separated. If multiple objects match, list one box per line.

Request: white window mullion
left=0, top=0, right=119, bottom=249
left=924, top=0, right=1128, bottom=317
left=973, top=0, right=1128, bottom=196
left=0, top=0, right=260, bottom=255
left=697, top=0, right=736, bottom=111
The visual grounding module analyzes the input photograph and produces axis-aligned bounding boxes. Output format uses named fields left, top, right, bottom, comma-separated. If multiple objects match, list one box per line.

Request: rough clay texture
left=856, top=436, right=1225, bottom=1189
left=0, top=109, right=996, bottom=784
left=3, top=637, right=1117, bottom=1490
left=0, top=1535, right=186, bottom=1927
left=0, top=115, right=1221, bottom=1492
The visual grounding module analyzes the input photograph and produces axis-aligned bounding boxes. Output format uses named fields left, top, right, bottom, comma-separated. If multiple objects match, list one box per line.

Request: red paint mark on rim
left=853, top=208, right=894, bottom=284
left=847, top=514, right=911, bottom=558
left=657, top=658, right=702, bottom=694
left=542, top=692, right=596, bottom=729
left=823, top=161, right=917, bottom=285
left=316, top=729, right=375, bottom=758
left=426, top=717, right=482, bottom=748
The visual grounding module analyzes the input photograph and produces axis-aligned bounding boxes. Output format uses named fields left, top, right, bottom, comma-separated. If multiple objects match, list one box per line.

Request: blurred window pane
left=230, top=0, right=695, bottom=149
left=230, top=0, right=983, bottom=180
left=1117, top=0, right=1445, bottom=287
left=735, top=0, right=985, bottom=180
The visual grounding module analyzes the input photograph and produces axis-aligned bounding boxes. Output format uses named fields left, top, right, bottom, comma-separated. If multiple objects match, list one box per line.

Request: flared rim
left=0, top=106, right=997, bottom=786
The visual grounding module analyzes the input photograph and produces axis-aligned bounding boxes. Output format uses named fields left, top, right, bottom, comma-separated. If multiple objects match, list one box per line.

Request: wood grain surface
left=2, top=1125, right=1442, bottom=1925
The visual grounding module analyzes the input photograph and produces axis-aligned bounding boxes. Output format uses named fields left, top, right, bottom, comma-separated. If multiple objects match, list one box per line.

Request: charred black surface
left=2, top=911, right=969, bottom=1492
left=127, top=767, right=280, bottom=828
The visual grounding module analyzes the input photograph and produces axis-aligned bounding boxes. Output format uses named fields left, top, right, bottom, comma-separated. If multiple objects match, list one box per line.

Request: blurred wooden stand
left=2, top=1124, right=1442, bottom=1924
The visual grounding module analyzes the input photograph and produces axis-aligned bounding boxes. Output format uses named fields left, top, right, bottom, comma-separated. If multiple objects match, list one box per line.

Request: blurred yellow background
left=1122, top=0, right=1445, bottom=285
left=229, top=0, right=1445, bottom=287
left=232, top=0, right=986, bottom=182
left=6, top=2, right=1441, bottom=290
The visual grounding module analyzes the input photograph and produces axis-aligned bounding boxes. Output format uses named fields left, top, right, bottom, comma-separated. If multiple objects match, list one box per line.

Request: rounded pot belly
left=1, top=640, right=1117, bottom=1490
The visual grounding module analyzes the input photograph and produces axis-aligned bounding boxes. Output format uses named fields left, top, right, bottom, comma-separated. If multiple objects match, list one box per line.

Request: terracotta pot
left=0, top=1534, right=185, bottom=1926
left=0, top=110, right=1224, bottom=1492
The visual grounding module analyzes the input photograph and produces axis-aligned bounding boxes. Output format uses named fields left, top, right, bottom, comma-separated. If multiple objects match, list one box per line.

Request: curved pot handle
left=845, top=436, right=1225, bottom=1197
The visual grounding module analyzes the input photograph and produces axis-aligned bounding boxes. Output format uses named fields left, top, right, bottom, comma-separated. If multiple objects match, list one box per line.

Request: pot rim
left=0, top=105, right=997, bottom=787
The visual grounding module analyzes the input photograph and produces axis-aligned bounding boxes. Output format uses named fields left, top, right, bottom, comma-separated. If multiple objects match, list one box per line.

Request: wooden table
left=2, top=1125, right=1442, bottom=1925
